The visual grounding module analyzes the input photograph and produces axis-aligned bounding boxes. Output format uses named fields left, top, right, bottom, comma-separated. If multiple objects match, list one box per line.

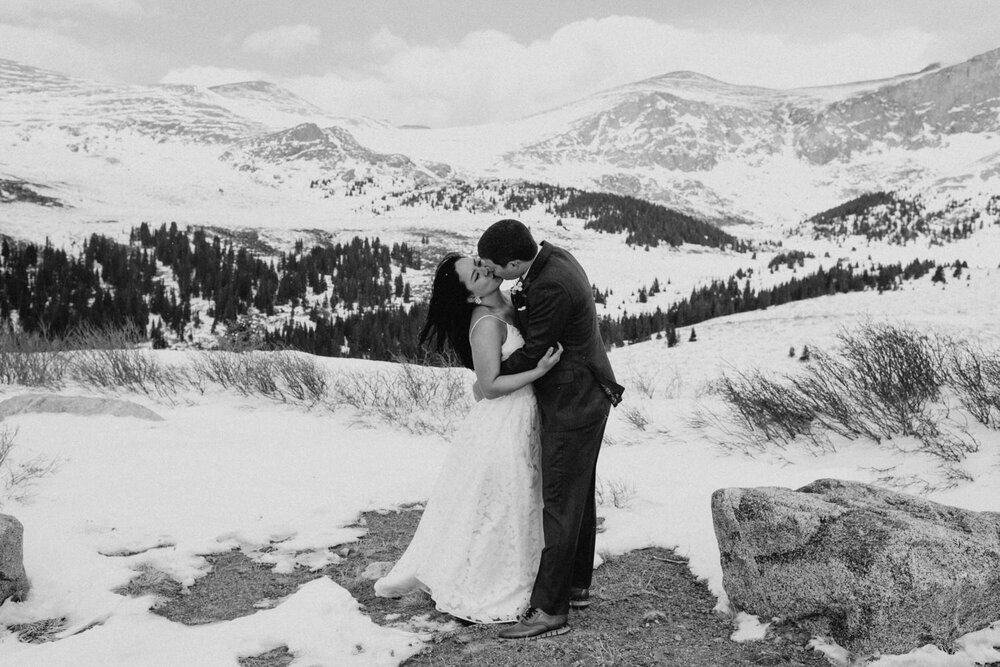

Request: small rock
left=453, top=633, right=474, bottom=644
left=252, top=598, right=279, bottom=609
left=361, top=561, right=394, bottom=580
left=641, top=609, right=667, bottom=625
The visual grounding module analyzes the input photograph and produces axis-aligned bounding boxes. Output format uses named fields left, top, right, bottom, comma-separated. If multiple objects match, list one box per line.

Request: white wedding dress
left=374, top=316, right=543, bottom=623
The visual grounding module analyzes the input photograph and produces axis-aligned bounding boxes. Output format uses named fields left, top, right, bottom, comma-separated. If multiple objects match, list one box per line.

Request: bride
left=374, top=252, right=562, bottom=623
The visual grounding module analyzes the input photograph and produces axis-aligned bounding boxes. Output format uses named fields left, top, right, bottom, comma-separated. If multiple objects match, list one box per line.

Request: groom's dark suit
left=501, top=241, right=621, bottom=616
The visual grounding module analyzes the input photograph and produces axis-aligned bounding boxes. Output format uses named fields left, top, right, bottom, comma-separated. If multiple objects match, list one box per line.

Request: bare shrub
left=701, top=323, right=989, bottom=466
left=596, top=476, right=637, bottom=509
left=239, top=352, right=285, bottom=401
left=712, top=370, right=817, bottom=446
left=0, top=424, right=59, bottom=507
left=946, top=342, right=1000, bottom=428
left=64, top=323, right=144, bottom=351
left=627, top=367, right=659, bottom=399
left=192, top=351, right=330, bottom=405
left=626, top=364, right=683, bottom=400
left=272, top=353, right=330, bottom=406
left=332, top=362, right=470, bottom=436
left=836, top=322, right=947, bottom=435
left=192, top=351, right=245, bottom=391
left=0, top=328, right=69, bottom=388
left=621, top=405, right=650, bottom=431
left=69, top=347, right=186, bottom=397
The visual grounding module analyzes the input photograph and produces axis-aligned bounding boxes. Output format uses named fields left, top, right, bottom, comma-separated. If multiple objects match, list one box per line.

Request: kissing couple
left=375, top=218, right=623, bottom=639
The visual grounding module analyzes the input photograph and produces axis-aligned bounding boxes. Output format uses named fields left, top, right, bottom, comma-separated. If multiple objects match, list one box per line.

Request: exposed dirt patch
left=116, top=550, right=318, bottom=625
left=111, top=507, right=833, bottom=666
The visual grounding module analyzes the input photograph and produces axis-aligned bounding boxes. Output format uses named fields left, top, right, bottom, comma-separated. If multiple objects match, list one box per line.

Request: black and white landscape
left=1, top=5, right=1000, bottom=665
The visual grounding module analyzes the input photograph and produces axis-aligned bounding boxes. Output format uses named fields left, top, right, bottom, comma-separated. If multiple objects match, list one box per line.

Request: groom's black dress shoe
left=569, top=587, right=590, bottom=608
left=498, top=608, right=569, bottom=639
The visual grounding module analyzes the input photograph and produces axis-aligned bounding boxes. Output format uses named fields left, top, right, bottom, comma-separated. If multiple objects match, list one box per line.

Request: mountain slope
left=3, top=47, right=1000, bottom=229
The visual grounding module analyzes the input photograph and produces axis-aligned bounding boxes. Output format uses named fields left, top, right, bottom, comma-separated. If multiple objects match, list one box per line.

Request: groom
left=478, top=218, right=622, bottom=639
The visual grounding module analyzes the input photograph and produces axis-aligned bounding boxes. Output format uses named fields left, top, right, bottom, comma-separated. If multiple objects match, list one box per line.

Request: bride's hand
left=536, top=343, right=564, bottom=373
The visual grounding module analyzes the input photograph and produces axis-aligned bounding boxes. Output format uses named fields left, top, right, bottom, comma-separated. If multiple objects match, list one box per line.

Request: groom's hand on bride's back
left=536, top=343, right=564, bottom=373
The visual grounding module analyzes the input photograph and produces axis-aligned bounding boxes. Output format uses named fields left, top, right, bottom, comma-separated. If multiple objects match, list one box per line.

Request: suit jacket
left=501, top=242, right=621, bottom=432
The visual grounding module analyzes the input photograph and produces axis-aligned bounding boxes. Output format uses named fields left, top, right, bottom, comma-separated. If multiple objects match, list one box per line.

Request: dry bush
left=332, top=362, right=470, bottom=437
left=596, top=476, right=637, bottom=509
left=64, top=323, right=144, bottom=351
left=627, top=366, right=659, bottom=399
left=700, top=323, right=989, bottom=465
left=621, top=405, right=651, bottom=431
left=946, top=341, right=1000, bottom=428
left=191, top=351, right=331, bottom=406
left=192, top=351, right=245, bottom=390
left=69, top=347, right=188, bottom=397
left=712, top=370, right=818, bottom=446
left=836, top=322, right=948, bottom=435
left=272, top=353, right=330, bottom=406
left=626, top=364, right=683, bottom=400
left=0, top=328, right=69, bottom=388
left=0, top=424, right=60, bottom=507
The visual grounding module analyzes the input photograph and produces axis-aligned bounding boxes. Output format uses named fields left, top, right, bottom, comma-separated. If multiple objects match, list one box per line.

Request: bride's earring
left=474, top=296, right=482, bottom=305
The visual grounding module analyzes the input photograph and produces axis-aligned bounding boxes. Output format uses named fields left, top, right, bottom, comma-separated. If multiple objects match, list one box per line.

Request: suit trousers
left=529, top=416, right=607, bottom=615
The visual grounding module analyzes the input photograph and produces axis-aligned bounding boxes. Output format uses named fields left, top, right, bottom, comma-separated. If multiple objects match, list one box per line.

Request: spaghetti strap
left=469, top=314, right=510, bottom=338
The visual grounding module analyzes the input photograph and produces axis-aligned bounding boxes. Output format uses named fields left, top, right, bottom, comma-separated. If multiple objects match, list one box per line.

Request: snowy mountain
left=208, top=80, right=394, bottom=136
left=2, top=48, right=1000, bottom=233
left=0, top=59, right=263, bottom=144
left=481, top=49, right=1000, bottom=223
left=219, top=123, right=453, bottom=190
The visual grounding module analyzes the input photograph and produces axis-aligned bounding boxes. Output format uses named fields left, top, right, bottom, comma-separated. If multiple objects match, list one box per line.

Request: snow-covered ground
left=0, top=260, right=999, bottom=665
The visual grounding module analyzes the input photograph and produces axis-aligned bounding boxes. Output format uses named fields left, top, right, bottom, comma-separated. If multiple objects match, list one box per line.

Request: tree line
left=596, top=258, right=937, bottom=348
left=807, top=191, right=984, bottom=245
left=397, top=180, right=748, bottom=250
left=0, top=225, right=420, bottom=344
left=0, top=226, right=941, bottom=364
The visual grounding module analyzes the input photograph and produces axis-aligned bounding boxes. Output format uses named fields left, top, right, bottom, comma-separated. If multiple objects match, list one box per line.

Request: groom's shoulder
left=540, top=242, right=576, bottom=264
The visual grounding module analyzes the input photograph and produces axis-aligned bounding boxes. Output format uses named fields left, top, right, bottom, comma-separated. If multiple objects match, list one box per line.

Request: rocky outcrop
left=1, top=513, right=29, bottom=604
left=712, top=479, right=1000, bottom=656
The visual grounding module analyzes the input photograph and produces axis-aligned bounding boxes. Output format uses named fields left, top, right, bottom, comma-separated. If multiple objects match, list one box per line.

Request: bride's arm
left=471, top=317, right=561, bottom=399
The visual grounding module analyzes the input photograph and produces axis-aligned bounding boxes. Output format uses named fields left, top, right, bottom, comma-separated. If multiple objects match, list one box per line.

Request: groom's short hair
left=478, top=219, right=537, bottom=266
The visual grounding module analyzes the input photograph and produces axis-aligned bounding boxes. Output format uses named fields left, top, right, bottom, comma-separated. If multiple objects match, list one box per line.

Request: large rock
left=1, top=513, right=29, bottom=604
left=712, top=479, right=1000, bottom=656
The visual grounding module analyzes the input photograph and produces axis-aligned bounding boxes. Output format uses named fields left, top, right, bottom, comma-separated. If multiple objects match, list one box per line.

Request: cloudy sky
left=2, top=0, right=998, bottom=128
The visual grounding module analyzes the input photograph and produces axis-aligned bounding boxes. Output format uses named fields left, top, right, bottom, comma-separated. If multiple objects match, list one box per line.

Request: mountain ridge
left=2, top=47, right=1000, bottom=227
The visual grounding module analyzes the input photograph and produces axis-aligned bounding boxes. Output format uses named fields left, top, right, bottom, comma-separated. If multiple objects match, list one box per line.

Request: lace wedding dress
left=374, top=316, right=543, bottom=623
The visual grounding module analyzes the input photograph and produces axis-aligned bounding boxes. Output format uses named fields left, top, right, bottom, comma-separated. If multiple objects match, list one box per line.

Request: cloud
left=0, top=23, right=114, bottom=78
left=159, top=65, right=272, bottom=88
left=241, top=24, right=321, bottom=59
left=282, top=17, right=945, bottom=127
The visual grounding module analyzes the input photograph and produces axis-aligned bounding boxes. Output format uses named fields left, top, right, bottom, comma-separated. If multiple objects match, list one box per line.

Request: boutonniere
left=509, top=279, right=527, bottom=310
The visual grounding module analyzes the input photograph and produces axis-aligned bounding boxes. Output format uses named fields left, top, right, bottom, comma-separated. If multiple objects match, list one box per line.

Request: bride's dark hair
left=419, top=252, right=476, bottom=369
